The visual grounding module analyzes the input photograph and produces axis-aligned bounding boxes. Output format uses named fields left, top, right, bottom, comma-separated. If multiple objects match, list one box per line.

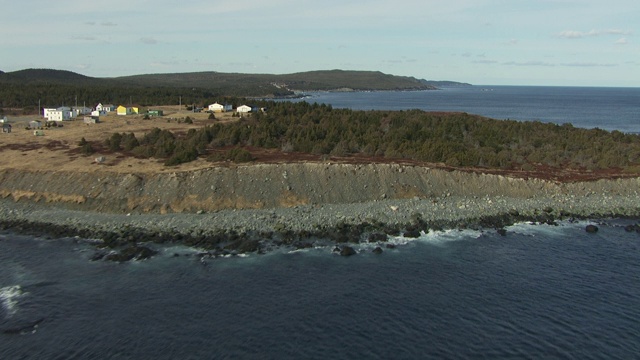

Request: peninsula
left=0, top=69, right=638, bottom=259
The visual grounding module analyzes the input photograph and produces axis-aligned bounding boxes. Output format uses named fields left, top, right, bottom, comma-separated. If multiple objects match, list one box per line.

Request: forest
left=100, top=100, right=640, bottom=172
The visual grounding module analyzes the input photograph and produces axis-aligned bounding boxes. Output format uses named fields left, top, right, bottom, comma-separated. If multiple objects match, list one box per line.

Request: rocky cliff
left=1, top=163, right=638, bottom=215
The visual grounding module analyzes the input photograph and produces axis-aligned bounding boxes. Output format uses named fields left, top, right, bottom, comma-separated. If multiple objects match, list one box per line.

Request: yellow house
left=117, top=105, right=130, bottom=115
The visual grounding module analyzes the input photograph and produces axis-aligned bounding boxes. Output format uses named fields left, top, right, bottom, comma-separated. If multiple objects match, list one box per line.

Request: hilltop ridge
left=0, top=68, right=463, bottom=90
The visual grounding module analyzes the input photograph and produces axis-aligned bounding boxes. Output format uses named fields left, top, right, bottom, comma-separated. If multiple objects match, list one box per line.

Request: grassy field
left=0, top=108, right=238, bottom=174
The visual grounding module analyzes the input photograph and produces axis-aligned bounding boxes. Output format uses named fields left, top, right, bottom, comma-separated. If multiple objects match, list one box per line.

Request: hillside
left=113, top=69, right=436, bottom=92
left=0, top=68, right=452, bottom=109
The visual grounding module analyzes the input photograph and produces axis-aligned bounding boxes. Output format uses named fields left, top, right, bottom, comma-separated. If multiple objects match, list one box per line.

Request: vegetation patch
left=95, top=101, right=640, bottom=174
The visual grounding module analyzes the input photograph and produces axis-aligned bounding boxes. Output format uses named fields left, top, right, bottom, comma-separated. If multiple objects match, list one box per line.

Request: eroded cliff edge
left=0, top=163, right=638, bottom=215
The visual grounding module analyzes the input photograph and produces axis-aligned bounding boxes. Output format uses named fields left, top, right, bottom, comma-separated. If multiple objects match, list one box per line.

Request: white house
left=208, top=102, right=232, bottom=113
left=91, top=110, right=107, bottom=117
left=96, top=103, right=116, bottom=112
left=44, top=107, right=72, bottom=121
left=236, top=104, right=257, bottom=113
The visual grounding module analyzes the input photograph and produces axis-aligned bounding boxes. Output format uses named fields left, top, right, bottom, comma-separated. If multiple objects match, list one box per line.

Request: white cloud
left=558, top=29, right=632, bottom=39
left=561, top=62, right=616, bottom=67
left=503, top=61, right=555, bottom=67
left=615, top=37, right=629, bottom=45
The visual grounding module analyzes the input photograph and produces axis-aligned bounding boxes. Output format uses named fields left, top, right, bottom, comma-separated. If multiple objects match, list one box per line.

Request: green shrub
left=81, top=142, right=95, bottom=155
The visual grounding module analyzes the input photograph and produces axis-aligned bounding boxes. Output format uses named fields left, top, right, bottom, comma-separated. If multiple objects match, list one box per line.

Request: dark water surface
left=2, top=220, right=640, bottom=359
left=290, top=86, right=640, bottom=133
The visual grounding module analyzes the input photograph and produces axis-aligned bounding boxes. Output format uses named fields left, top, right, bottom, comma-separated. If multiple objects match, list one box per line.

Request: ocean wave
left=0, top=285, right=25, bottom=318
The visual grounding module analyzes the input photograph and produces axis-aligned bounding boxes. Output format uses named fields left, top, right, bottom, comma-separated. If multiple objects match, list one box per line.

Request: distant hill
left=0, top=68, right=445, bottom=92
left=0, top=68, right=94, bottom=84
left=112, top=69, right=436, bottom=92
left=0, top=68, right=468, bottom=109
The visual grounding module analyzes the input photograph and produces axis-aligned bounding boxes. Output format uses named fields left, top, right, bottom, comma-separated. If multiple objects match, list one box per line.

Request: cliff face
left=0, top=164, right=637, bottom=214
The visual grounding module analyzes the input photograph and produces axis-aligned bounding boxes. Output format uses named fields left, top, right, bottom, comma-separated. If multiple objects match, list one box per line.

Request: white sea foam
left=386, top=228, right=482, bottom=246
left=0, top=285, right=25, bottom=318
left=506, top=221, right=571, bottom=237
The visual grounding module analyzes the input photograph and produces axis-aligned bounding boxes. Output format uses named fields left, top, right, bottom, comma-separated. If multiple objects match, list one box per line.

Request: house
left=43, top=107, right=72, bottom=121
left=96, top=103, right=116, bottom=112
left=91, top=110, right=107, bottom=117
left=72, top=106, right=92, bottom=117
left=117, top=105, right=133, bottom=115
left=236, top=104, right=257, bottom=113
left=208, top=102, right=233, bottom=113
left=29, top=120, right=42, bottom=129
left=48, top=109, right=72, bottom=121
left=148, top=110, right=164, bottom=117
left=0, top=116, right=7, bottom=123
left=2, top=123, right=11, bottom=133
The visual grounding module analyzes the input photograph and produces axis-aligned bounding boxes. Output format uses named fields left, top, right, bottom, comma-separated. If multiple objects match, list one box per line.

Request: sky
left=1, top=0, right=638, bottom=86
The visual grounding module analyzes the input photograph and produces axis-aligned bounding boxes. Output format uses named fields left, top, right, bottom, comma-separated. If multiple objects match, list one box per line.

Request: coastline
left=1, top=163, right=639, bottom=259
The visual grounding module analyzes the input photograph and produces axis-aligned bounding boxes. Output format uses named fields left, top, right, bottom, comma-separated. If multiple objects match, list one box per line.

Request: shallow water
left=2, top=219, right=639, bottom=359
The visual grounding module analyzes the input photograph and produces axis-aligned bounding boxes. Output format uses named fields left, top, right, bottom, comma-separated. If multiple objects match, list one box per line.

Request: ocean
left=2, top=86, right=640, bottom=359
left=291, top=86, right=640, bottom=134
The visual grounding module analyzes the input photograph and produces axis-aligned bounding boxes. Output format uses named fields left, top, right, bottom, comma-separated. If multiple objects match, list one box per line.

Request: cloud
left=473, top=60, right=498, bottom=64
left=101, top=21, right=117, bottom=27
left=561, top=62, right=616, bottom=67
left=72, top=35, right=97, bottom=41
left=615, top=37, right=628, bottom=45
left=503, top=61, right=555, bottom=67
left=557, top=29, right=632, bottom=39
left=140, top=37, right=158, bottom=45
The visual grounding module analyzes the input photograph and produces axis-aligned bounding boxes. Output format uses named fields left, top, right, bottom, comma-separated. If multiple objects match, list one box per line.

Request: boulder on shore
left=340, top=246, right=357, bottom=256
left=585, top=224, right=599, bottom=233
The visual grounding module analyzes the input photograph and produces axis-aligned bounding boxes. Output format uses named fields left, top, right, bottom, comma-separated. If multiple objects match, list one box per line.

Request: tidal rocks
left=339, top=246, right=357, bottom=256
left=403, top=230, right=421, bottom=238
left=104, top=245, right=157, bottom=262
left=497, top=228, right=507, bottom=236
left=624, top=224, right=640, bottom=233
left=372, top=247, right=383, bottom=254
left=368, top=232, right=388, bottom=243
left=585, top=224, right=599, bottom=233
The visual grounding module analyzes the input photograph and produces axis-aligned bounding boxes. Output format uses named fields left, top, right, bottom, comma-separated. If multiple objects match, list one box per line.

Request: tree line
left=100, top=100, right=640, bottom=171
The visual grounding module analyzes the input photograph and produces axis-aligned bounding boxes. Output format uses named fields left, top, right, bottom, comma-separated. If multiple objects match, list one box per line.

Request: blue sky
left=1, top=0, right=638, bottom=86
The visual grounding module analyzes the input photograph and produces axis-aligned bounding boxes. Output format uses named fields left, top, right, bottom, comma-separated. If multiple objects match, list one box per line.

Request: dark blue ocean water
left=292, top=86, right=640, bottom=133
left=2, top=220, right=640, bottom=359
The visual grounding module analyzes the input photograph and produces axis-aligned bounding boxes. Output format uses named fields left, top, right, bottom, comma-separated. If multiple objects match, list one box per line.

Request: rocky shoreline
left=1, top=164, right=639, bottom=260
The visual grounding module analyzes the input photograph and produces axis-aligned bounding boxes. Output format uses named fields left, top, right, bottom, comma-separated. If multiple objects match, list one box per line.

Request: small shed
left=29, top=120, right=42, bottom=129
left=84, top=116, right=100, bottom=124
left=2, top=123, right=11, bottom=133
left=148, top=110, right=164, bottom=117
left=33, top=130, right=45, bottom=136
